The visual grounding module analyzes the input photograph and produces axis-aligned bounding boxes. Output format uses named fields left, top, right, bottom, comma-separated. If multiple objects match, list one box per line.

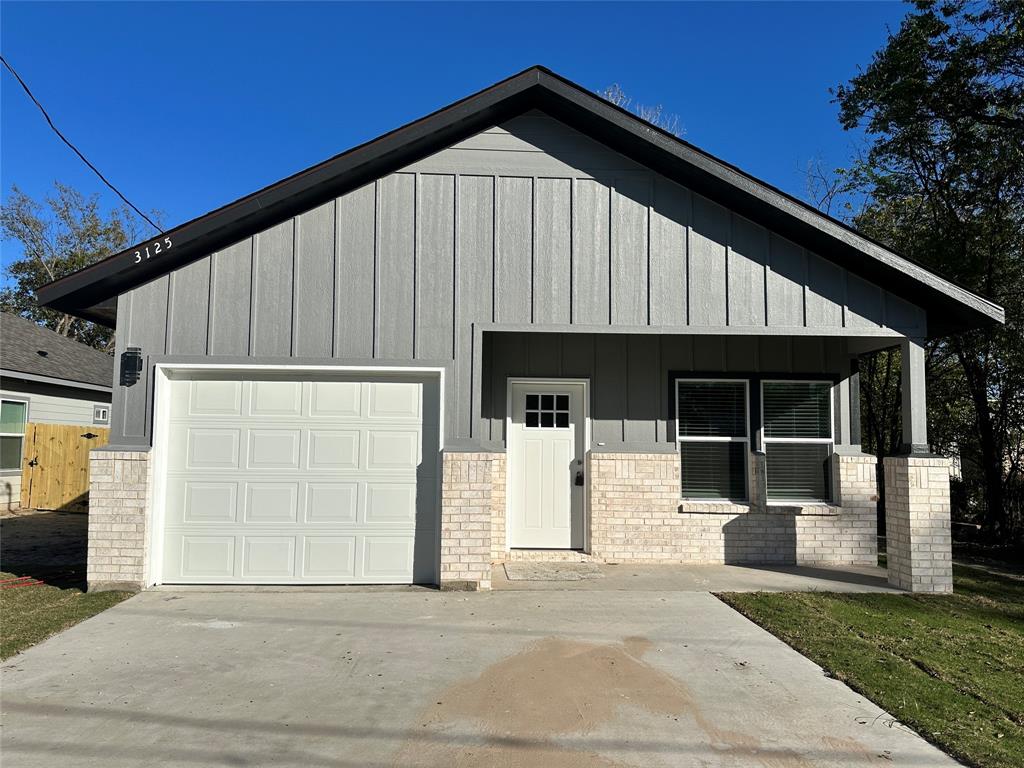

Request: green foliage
left=720, top=565, right=1024, bottom=768
left=0, top=182, right=157, bottom=350
left=833, top=0, right=1024, bottom=539
left=0, top=571, right=131, bottom=660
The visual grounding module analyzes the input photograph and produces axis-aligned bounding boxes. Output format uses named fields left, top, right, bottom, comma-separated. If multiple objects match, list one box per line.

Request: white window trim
left=675, top=378, right=750, bottom=502
left=0, top=397, right=30, bottom=473
left=92, top=404, right=111, bottom=426
left=760, top=379, right=835, bottom=504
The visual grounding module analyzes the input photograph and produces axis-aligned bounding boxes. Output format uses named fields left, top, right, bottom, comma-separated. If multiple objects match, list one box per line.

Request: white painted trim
left=674, top=378, right=750, bottom=502
left=0, top=396, right=29, bottom=473
left=504, top=377, right=591, bottom=553
left=760, top=379, right=836, bottom=504
left=147, top=363, right=446, bottom=588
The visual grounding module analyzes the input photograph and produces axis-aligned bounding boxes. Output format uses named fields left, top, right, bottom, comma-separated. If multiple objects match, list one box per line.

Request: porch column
left=885, top=337, right=953, bottom=593
left=900, top=337, right=928, bottom=454
left=440, top=451, right=496, bottom=590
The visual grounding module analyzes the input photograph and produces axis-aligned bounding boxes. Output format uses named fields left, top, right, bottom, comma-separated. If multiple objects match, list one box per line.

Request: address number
left=133, top=237, right=173, bottom=264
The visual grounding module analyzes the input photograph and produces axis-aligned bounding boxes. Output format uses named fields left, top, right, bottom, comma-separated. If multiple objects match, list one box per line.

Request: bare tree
left=598, top=84, right=684, bottom=137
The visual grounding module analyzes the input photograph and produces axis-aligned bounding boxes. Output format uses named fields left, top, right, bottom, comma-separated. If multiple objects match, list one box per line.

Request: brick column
left=884, top=456, right=953, bottom=593
left=489, top=453, right=507, bottom=563
left=440, top=452, right=495, bottom=590
left=87, top=448, right=152, bottom=592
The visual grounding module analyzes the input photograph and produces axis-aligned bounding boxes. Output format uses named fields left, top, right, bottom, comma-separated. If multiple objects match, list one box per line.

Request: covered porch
left=439, top=329, right=952, bottom=594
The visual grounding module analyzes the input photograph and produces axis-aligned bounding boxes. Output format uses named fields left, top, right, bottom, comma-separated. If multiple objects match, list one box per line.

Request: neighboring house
left=36, top=67, right=1003, bottom=594
left=0, top=313, right=114, bottom=510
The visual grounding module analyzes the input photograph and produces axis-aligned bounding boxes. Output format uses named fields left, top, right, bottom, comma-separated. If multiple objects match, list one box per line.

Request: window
left=675, top=380, right=748, bottom=500
left=762, top=381, right=834, bottom=502
left=0, top=399, right=28, bottom=472
left=93, top=405, right=110, bottom=425
left=524, top=393, right=570, bottom=429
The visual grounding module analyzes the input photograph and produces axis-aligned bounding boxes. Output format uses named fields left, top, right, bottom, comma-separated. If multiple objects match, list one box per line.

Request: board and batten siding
left=113, top=111, right=923, bottom=447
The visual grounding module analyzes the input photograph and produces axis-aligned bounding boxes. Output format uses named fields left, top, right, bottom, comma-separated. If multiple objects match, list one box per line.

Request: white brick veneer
left=586, top=451, right=878, bottom=566
left=884, top=456, right=953, bottom=593
left=440, top=452, right=500, bottom=590
left=87, top=448, right=152, bottom=592
left=489, top=453, right=507, bottom=564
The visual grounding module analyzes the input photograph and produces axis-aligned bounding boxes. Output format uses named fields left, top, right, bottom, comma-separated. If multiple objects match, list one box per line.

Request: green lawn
left=0, top=572, right=132, bottom=660
left=719, top=566, right=1024, bottom=768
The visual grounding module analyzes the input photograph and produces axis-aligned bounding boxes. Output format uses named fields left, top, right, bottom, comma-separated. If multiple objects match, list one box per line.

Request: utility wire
left=1, top=55, right=163, bottom=233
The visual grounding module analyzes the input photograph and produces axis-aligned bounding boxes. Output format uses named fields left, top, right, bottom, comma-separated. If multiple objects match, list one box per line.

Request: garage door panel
left=362, top=536, right=415, bottom=579
left=250, top=381, right=303, bottom=416
left=245, top=483, right=298, bottom=523
left=176, top=481, right=238, bottom=525
left=368, top=382, right=420, bottom=419
left=365, top=483, right=417, bottom=523
left=310, top=381, right=361, bottom=417
left=308, top=430, right=360, bottom=470
left=184, top=428, right=241, bottom=469
left=303, top=536, right=356, bottom=579
left=242, top=536, right=296, bottom=578
left=189, top=380, right=243, bottom=416
left=306, top=483, right=358, bottom=523
left=247, top=430, right=301, bottom=469
left=162, top=376, right=437, bottom=584
left=366, top=430, right=420, bottom=470
left=180, top=535, right=236, bottom=579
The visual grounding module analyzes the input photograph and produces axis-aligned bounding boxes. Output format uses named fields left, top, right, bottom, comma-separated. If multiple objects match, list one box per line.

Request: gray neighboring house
left=36, top=67, right=1003, bottom=593
left=0, top=312, right=114, bottom=509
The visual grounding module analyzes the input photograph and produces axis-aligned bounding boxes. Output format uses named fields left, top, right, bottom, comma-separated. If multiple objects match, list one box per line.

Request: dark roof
left=0, top=313, right=113, bottom=389
left=35, top=65, right=1004, bottom=336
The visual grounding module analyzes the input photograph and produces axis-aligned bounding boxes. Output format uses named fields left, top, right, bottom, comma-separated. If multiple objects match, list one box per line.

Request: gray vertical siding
left=480, top=332, right=852, bottom=447
left=294, top=201, right=335, bottom=358
left=334, top=184, right=375, bottom=358
left=251, top=220, right=294, bottom=357
left=117, top=112, right=923, bottom=446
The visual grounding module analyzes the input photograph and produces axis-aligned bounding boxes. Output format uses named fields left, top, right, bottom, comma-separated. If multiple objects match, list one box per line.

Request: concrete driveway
left=1, top=589, right=956, bottom=768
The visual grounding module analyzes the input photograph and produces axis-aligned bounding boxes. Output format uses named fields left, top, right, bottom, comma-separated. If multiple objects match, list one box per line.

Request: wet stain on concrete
left=395, top=636, right=817, bottom=768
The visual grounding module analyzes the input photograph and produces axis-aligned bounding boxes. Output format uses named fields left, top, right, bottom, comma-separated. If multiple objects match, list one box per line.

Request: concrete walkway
left=494, top=562, right=901, bottom=592
left=2, top=589, right=956, bottom=767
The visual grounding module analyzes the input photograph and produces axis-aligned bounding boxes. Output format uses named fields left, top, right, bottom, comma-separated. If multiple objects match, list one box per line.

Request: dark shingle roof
left=0, top=313, right=113, bottom=388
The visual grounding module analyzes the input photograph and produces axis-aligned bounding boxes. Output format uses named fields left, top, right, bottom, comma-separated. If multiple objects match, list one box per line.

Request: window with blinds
left=762, top=381, right=833, bottom=502
left=675, top=380, right=748, bottom=500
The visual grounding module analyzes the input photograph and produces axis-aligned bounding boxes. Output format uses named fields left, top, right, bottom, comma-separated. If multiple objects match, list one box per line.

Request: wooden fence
left=19, top=423, right=110, bottom=511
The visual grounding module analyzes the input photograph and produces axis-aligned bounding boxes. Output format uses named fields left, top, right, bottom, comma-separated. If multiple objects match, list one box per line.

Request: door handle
left=27, top=456, right=38, bottom=467
left=574, top=470, right=584, bottom=486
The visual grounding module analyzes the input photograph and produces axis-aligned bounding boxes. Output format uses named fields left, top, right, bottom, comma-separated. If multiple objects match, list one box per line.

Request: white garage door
left=160, top=375, right=438, bottom=584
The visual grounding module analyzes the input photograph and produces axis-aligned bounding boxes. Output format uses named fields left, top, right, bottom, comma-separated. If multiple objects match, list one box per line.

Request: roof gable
left=35, top=66, right=1003, bottom=336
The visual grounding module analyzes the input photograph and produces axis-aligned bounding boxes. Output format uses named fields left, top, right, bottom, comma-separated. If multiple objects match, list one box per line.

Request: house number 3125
left=133, top=237, right=173, bottom=263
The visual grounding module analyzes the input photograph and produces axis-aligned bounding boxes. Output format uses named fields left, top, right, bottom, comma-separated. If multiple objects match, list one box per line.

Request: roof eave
left=37, top=65, right=1005, bottom=337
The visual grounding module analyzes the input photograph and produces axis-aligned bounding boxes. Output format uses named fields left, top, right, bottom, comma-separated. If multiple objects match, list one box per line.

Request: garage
left=157, top=373, right=439, bottom=585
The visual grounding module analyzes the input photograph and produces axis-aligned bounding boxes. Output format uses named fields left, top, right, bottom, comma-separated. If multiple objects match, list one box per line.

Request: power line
left=1, top=55, right=163, bottom=233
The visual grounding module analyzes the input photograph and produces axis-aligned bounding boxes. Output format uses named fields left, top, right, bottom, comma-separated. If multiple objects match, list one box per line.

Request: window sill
left=678, top=501, right=752, bottom=515
left=679, top=501, right=842, bottom=516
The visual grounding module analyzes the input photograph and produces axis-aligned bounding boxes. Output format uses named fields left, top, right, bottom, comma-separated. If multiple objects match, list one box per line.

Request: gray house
left=1, top=312, right=114, bottom=510
left=37, top=67, right=1003, bottom=593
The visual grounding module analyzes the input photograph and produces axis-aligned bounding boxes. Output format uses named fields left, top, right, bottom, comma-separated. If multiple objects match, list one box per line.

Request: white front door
left=507, top=380, right=587, bottom=549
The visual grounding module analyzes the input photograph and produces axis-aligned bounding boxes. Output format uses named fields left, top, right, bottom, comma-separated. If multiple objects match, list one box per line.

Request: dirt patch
left=395, top=635, right=814, bottom=768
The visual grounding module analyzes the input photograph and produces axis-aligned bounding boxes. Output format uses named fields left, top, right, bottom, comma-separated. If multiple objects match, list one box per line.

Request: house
left=0, top=312, right=114, bottom=510
left=35, top=67, right=1003, bottom=593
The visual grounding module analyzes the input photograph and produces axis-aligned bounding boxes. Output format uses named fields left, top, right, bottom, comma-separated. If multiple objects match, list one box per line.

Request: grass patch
left=0, top=572, right=132, bottom=660
left=719, top=566, right=1024, bottom=768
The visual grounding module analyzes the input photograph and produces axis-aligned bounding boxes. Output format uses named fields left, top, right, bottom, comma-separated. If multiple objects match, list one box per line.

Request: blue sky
left=2, top=1, right=907, bottom=272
